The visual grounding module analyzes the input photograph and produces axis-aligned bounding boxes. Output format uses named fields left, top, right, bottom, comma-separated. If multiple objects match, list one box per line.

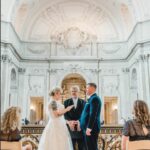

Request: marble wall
left=1, top=21, right=150, bottom=124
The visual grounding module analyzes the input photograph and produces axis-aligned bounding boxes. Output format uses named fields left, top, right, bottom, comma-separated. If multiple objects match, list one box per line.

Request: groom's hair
left=87, top=83, right=97, bottom=89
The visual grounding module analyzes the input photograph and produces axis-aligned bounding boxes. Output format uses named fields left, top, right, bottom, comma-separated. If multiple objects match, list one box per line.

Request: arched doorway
left=30, top=96, right=44, bottom=124
left=104, top=96, right=118, bottom=124
left=61, top=73, right=86, bottom=101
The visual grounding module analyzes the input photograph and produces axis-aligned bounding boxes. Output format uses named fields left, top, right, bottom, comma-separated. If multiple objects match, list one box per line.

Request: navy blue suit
left=80, top=93, right=101, bottom=150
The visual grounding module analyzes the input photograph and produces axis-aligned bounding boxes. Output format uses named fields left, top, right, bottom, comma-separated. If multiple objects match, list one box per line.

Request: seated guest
left=24, top=118, right=30, bottom=125
left=122, top=100, right=150, bottom=150
left=0, top=106, right=32, bottom=150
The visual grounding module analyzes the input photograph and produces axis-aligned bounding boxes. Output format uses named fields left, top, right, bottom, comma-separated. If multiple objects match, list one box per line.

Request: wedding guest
left=0, top=106, right=32, bottom=150
left=122, top=100, right=150, bottom=150
left=64, top=85, right=85, bottom=150
left=24, top=118, right=30, bottom=125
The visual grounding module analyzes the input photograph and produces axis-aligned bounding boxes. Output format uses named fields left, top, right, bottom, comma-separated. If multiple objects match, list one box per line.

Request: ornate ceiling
left=2, top=0, right=150, bottom=42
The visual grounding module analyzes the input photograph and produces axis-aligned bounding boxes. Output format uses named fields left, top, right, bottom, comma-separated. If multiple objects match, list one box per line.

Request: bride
left=38, top=87, right=74, bottom=150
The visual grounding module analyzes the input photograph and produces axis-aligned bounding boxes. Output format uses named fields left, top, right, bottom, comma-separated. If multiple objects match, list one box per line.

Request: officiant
left=64, top=86, right=85, bottom=150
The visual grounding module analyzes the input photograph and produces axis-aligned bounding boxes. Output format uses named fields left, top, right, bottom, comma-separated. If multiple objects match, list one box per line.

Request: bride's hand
left=66, top=105, right=74, bottom=111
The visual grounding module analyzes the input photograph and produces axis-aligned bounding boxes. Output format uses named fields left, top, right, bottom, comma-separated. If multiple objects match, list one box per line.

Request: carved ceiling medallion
left=51, top=27, right=97, bottom=49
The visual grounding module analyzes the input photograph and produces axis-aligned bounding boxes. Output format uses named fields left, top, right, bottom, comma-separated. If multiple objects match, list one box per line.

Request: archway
left=104, top=96, right=118, bottom=124
left=61, top=73, right=86, bottom=101
left=30, top=96, right=44, bottom=124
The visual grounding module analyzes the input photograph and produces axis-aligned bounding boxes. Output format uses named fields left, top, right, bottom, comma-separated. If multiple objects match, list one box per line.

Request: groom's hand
left=86, top=128, right=92, bottom=136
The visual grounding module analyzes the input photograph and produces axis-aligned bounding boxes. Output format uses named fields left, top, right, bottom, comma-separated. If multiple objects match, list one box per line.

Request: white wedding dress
left=38, top=100, right=73, bottom=150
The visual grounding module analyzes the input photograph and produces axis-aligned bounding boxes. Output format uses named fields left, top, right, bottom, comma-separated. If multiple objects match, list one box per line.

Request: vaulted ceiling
left=2, top=0, right=150, bottom=42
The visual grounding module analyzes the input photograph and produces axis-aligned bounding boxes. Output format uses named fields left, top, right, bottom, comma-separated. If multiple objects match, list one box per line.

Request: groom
left=80, top=83, right=102, bottom=150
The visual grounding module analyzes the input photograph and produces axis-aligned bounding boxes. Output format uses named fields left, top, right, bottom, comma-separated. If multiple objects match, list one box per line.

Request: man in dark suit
left=80, top=83, right=102, bottom=150
left=64, top=86, right=85, bottom=150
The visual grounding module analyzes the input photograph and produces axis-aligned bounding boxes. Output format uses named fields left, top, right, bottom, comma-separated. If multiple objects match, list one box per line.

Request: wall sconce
left=30, top=105, right=35, bottom=111
left=113, top=105, right=118, bottom=110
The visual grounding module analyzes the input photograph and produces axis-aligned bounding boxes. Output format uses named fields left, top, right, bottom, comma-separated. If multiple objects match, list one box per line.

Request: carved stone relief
left=122, top=67, right=130, bottom=73
left=27, top=68, right=46, bottom=75
left=102, top=75, right=119, bottom=96
left=18, top=67, right=26, bottom=74
left=23, top=43, right=50, bottom=54
left=10, top=68, right=18, bottom=90
left=100, top=44, right=121, bottom=54
left=56, top=42, right=92, bottom=56
left=28, top=75, right=45, bottom=96
left=1, top=54, right=12, bottom=63
left=51, top=27, right=97, bottom=56
left=130, top=68, right=138, bottom=89
left=26, top=1, right=119, bottom=43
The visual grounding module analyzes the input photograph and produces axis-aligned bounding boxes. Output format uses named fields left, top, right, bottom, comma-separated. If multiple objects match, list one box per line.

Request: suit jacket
left=80, top=93, right=102, bottom=134
left=64, top=98, right=85, bottom=139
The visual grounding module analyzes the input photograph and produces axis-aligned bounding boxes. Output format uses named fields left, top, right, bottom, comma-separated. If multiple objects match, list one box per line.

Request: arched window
left=10, top=68, right=17, bottom=89
left=131, top=68, right=138, bottom=90
left=9, top=68, right=18, bottom=106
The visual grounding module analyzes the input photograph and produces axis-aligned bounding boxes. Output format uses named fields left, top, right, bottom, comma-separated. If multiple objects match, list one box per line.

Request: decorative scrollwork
left=51, top=27, right=97, bottom=49
left=21, top=134, right=39, bottom=150
left=21, top=125, right=123, bottom=150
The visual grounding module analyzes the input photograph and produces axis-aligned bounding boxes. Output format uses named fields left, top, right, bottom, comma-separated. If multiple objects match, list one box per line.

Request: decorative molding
left=2, top=19, right=150, bottom=61
left=138, top=54, right=148, bottom=62
left=48, top=69, right=57, bottom=74
left=25, top=43, right=50, bottom=54
left=27, top=75, right=45, bottom=96
left=1, top=54, right=12, bottom=63
left=101, top=69, right=118, bottom=74
left=102, top=75, right=120, bottom=96
left=51, top=27, right=97, bottom=49
left=122, top=67, right=130, bottom=73
left=18, top=67, right=26, bottom=74
left=101, top=44, right=121, bottom=54
left=21, top=125, right=123, bottom=150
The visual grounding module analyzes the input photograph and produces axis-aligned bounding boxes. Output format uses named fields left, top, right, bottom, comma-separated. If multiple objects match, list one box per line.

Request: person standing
left=38, top=87, right=74, bottom=150
left=80, top=83, right=102, bottom=150
left=64, top=86, right=85, bottom=150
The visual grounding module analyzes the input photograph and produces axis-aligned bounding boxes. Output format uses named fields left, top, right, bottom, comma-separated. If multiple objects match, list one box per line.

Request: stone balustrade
left=21, top=125, right=123, bottom=150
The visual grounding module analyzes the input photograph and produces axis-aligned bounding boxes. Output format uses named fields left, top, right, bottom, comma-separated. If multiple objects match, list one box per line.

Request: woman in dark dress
left=122, top=100, right=150, bottom=150
left=0, top=106, right=32, bottom=150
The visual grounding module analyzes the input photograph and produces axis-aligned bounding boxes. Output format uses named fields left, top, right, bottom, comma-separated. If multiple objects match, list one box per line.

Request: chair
left=126, top=140, right=150, bottom=150
left=0, top=141, right=22, bottom=150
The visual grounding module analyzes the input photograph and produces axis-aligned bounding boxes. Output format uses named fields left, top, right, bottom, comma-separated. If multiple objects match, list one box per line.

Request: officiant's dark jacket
left=80, top=93, right=101, bottom=134
left=64, top=98, right=85, bottom=139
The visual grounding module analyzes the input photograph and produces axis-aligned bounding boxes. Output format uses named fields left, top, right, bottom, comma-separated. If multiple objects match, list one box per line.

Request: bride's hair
left=49, top=87, right=62, bottom=96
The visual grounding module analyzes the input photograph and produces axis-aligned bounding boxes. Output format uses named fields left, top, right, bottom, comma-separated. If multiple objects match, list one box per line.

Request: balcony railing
left=21, top=125, right=123, bottom=150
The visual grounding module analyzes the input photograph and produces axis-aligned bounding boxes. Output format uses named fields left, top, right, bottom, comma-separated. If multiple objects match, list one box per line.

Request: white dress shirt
left=72, top=98, right=78, bottom=109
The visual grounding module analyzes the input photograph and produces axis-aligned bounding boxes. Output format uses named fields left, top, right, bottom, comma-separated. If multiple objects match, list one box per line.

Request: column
left=137, top=54, right=147, bottom=101
left=145, top=54, right=150, bottom=105
left=148, top=54, right=150, bottom=106
left=120, top=67, right=130, bottom=120
left=18, top=67, right=26, bottom=108
left=1, top=54, right=11, bottom=113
